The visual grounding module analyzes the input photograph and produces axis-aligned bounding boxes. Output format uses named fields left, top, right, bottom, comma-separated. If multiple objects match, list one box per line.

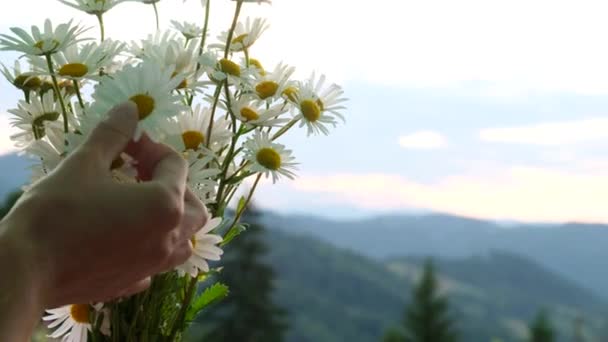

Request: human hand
left=0, top=101, right=208, bottom=309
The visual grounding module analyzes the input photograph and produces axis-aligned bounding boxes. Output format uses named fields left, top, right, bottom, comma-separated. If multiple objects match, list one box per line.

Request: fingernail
left=109, top=101, right=138, bottom=120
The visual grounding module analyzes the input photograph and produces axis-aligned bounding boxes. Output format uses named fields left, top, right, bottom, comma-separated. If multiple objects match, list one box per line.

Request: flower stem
left=73, top=80, right=85, bottom=110
left=96, top=14, right=105, bottom=42
left=205, top=83, right=224, bottom=149
left=228, top=173, right=262, bottom=230
left=152, top=2, right=160, bottom=31
left=167, top=276, right=198, bottom=342
left=44, top=54, right=69, bottom=134
left=271, top=117, right=298, bottom=141
left=223, top=0, right=244, bottom=58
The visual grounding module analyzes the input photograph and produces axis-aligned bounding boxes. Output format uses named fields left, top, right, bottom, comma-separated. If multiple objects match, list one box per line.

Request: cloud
left=398, top=131, right=447, bottom=150
left=479, top=118, right=608, bottom=146
left=290, top=167, right=608, bottom=223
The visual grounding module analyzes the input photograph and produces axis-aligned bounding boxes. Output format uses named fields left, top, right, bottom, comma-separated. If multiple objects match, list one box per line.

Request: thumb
left=82, top=101, right=139, bottom=167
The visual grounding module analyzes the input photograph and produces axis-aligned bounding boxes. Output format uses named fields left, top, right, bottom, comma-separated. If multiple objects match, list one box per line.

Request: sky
left=2, top=0, right=608, bottom=223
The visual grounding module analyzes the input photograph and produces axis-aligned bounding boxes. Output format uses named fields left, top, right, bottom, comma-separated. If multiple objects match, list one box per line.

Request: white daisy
left=171, top=20, right=204, bottom=40
left=58, top=0, right=127, bottom=15
left=8, top=91, right=66, bottom=142
left=243, top=131, right=297, bottom=183
left=43, top=303, right=108, bottom=342
left=229, top=94, right=288, bottom=127
left=47, top=40, right=123, bottom=80
left=162, top=104, right=232, bottom=152
left=129, top=30, right=179, bottom=60
left=184, top=151, right=220, bottom=204
left=89, top=60, right=185, bottom=142
left=294, top=73, right=347, bottom=136
left=213, top=17, right=268, bottom=52
left=198, top=50, right=255, bottom=87
left=176, top=216, right=223, bottom=277
left=0, top=19, right=87, bottom=56
left=1, top=61, right=42, bottom=92
left=252, top=62, right=294, bottom=102
left=25, top=130, right=67, bottom=183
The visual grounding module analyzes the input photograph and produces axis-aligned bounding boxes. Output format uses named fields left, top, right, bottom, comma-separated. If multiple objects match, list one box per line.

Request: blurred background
left=4, top=0, right=608, bottom=341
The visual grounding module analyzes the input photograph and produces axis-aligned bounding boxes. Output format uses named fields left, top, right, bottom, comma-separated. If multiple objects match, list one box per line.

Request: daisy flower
left=8, top=91, right=66, bottom=142
left=1, top=61, right=42, bottom=92
left=58, top=0, right=127, bottom=15
left=25, top=132, right=67, bottom=184
left=252, top=62, right=294, bottom=101
left=47, top=40, right=123, bottom=80
left=89, top=60, right=185, bottom=142
left=294, top=73, right=347, bottom=136
left=143, top=37, right=206, bottom=91
left=176, top=215, right=224, bottom=277
left=171, top=20, right=204, bottom=40
left=43, top=303, right=109, bottom=342
left=229, top=94, right=288, bottom=127
left=184, top=151, right=221, bottom=204
left=243, top=131, right=297, bottom=183
left=199, top=51, right=255, bottom=87
left=214, top=17, right=268, bottom=52
left=0, top=19, right=87, bottom=56
left=129, top=30, right=178, bottom=60
left=162, top=104, right=232, bottom=152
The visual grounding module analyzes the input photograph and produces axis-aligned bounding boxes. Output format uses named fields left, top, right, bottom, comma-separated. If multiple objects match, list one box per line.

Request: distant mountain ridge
left=262, top=212, right=608, bottom=300
left=261, top=228, right=608, bottom=342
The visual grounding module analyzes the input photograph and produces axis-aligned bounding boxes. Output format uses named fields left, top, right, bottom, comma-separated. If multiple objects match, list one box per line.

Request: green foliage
left=192, top=212, right=287, bottom=342
left=528, top=310, right=555, bottom=342
left=185, top=282, right=229, bottom=322
left=387, top=259, right=458, bottom=342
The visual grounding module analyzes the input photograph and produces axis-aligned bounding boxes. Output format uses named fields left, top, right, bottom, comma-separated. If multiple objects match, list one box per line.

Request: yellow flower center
left=181, top=131, right=205, bottom=150
left=256, top=81, right=279, bottom=100
left=256, top=148, right=281, bottom=170
left=282, top=86, right=299, bottom=103
left=300, top=99, right=321, bottom=122
left=129, top=94, right=155, bottom=120
left=58, top=80, right=77, bottom=95
left=13, top=75, right=41, bottom=91
left=70, top=304, right=90, bottom=324
left=240, top=107, right=259, bottom=121
left=34, top=39, right=60, bottom=52
left=317, top=98, right=325, bottom=111
left=249, top=58, right=265, bottom=76
left=232, top=34, right=249, bottom=49
left=32, top=111, right=60, bottom=139
left=171, top=71, right=188, bottom=90
left=58, top=63, right=89, bottom=78
left=219, top=59, right=241, bottom=77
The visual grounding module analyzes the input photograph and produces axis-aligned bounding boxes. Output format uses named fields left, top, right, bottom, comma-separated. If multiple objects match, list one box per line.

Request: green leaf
left=186, top=283, right=229, bottom=322
left=236, top=196, right=247, bottom=213
left=221, top=223, right=249, bottom=246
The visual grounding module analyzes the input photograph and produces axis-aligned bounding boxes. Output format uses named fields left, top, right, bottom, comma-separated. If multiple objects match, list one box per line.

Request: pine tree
left=528, top=310, right=555, bottom=342
left=384, top=259, right=458, bottom=342
left=197, top=209, right=287, bottom=342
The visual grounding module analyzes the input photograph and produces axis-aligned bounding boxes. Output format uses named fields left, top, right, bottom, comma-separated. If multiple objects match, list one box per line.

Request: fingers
left=178, top=188, right=209, bottom=240
left=81, top=101, right=139, bottom=167
left=125, top=134, right=188, bottom=199
left=118, top=277, right=152, bottom=298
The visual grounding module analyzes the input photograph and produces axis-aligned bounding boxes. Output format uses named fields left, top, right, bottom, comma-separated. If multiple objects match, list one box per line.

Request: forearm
left=0, top=219, right=44, bottom=341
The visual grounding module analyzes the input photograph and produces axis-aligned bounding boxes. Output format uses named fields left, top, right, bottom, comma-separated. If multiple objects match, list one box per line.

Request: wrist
left=0, top=217, right=46, bottom=340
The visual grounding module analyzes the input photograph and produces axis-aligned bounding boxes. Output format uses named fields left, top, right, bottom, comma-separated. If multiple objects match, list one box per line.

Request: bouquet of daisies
left=0, top=0, right=346, bottom=340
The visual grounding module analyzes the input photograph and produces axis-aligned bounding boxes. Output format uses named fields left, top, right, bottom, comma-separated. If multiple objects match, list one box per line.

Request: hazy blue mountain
left=0, top=153, right=31, bottom=197
left=262, top=213, right=608, bottom=300
left=261, top=228, right=608, bottom=342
